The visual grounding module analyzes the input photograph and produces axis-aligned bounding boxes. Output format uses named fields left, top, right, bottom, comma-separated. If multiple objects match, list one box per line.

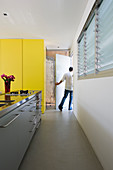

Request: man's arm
left=55, top=80, right=63, bottom=86
left=55, top=73, right=66, bottom=86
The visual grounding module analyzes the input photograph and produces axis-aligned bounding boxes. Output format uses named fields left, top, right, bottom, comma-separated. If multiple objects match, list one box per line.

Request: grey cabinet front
left=0, top=112, right=20, bottom=170
left=0, top=91, right=42, bottom=170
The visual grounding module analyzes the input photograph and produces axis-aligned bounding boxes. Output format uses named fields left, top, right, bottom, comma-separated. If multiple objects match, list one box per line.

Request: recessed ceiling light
left=3, top=13, right=8, bottom=16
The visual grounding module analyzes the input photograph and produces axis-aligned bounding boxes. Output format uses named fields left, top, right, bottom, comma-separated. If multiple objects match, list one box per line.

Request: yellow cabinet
left=0, top=39, right=22, bottom=92
left=0, top=39, right=46, bottom=113
left=23, top=39, right=46, bottom=113
left=0, top=40, right=2, bottom=91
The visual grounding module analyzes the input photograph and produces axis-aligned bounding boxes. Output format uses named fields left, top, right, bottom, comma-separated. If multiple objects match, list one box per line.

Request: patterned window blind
left=78, top=35, right=84, bottom=77
left=86, top=16, right=95, bottom=74
left=78, top=0, right=113, bottom=79
left=78, top=16, right=95, bottom=77
left=98, top=0, right=113, bottom=71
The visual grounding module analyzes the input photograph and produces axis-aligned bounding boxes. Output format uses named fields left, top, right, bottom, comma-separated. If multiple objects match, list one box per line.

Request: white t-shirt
left=61, top=72, right=73, bottom=91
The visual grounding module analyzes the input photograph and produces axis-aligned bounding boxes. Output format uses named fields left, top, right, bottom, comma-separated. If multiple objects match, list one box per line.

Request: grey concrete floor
left=19, top=110, right=103, bottom=170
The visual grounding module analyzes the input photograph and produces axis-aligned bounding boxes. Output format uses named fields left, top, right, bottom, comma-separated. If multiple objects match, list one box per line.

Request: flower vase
left=5, top=95, right=11, bottom=101
left=5, top=81, right=11, bottom=93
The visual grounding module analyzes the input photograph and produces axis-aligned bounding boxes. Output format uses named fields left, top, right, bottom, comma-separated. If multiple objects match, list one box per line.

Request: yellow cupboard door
left=0, top=40, right=2, bottom=92
left=23, top=39, right=45, bottom=113
left=0, top=39, right=22, bottom=91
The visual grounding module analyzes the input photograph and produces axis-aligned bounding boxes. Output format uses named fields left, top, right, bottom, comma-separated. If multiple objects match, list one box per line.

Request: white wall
left=71, top=0, right=113, bottom=170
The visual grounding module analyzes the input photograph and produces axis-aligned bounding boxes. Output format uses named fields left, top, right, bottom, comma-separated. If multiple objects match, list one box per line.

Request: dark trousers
left=59, top=89, right=73, bottom=110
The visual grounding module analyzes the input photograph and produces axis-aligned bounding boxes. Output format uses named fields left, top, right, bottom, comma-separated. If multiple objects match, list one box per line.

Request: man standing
left=55, top=67, right=73, bottom=111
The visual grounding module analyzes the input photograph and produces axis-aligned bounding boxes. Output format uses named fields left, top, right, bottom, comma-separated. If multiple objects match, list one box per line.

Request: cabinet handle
left=36, top=121, right=41, bottom=129
left=19, top=105, right=30, bottom=112
left=36, top=99, right=40, bottom=103
left=29, top=124, right=36, bottom=133
left=0, top=114, right=20, bottom=128
left=29, top=106, right=35, bottom=112
left=29, top=115, right=37, bottom=122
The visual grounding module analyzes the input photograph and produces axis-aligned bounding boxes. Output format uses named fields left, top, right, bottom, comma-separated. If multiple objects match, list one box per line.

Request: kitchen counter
left=0, top=90, right=42, bottom=170
left=0, top=90, right=41, bottom=118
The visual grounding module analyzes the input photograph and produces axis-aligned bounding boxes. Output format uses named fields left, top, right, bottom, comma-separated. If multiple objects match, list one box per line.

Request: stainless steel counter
left=0, top=90, right=42, bottom=170
left=0, top=90, right=41, bottom=118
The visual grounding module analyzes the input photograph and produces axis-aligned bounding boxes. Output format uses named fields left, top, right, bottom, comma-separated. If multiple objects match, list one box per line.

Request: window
left=86, top=16, right=95, bottom=74
left=78, top=0, right=113, bottom=79
left=99, top=0, right=113, bottom=71
left=78, top=35, right=84, bottom=77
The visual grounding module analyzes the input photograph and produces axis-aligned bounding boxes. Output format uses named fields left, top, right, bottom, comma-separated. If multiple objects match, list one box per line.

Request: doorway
left=46, top=50, right=70, bottom=110
left=56, top=54, right=71, bottom=110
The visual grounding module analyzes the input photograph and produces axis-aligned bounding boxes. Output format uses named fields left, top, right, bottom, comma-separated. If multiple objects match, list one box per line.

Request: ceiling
left=0, top=0, right=88, bottom=49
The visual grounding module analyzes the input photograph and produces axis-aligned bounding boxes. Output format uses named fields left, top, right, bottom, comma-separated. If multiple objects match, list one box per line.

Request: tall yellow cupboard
left=0, top=40, right=2, bottom=91
left=23, top=39, right=46, bottom=113
left=0, top=39, right=22, bottom=92
left=0, top=39, right=46, bottom=113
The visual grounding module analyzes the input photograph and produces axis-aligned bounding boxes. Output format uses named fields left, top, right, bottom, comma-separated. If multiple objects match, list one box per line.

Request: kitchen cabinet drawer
left=0, top=112, right=20, bottom=170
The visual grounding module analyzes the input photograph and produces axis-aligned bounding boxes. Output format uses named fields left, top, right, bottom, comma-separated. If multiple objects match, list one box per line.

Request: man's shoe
left=58, top=105, right=62, bottom=111
left=68, top=107, right=72, bottom=110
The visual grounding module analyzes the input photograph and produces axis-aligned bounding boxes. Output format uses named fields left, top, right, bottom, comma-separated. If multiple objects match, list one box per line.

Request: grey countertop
left=0, top=90, right=41, bottom=118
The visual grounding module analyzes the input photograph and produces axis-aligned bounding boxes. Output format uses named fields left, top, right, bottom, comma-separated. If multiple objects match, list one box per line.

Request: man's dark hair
left=69, top=67, right=73, bottom=72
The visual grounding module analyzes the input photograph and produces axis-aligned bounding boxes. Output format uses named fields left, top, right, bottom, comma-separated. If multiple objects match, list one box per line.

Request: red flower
left=1, top=74, right=15, bottom=82
left=1, top=74, right=7, bottom=79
